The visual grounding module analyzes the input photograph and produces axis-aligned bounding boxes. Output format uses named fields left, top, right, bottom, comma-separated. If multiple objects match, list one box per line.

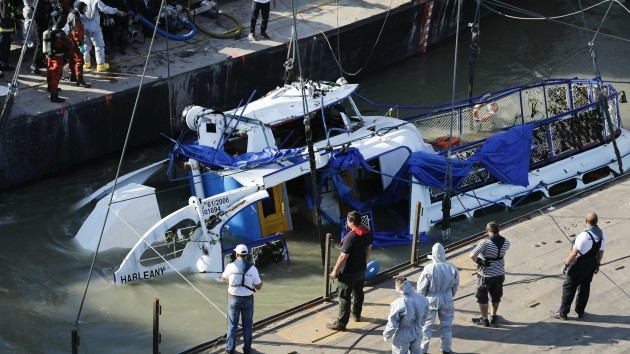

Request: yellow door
left=339, top=170, right=357, bottom=217
left=257, top=184, right=289, bottom=236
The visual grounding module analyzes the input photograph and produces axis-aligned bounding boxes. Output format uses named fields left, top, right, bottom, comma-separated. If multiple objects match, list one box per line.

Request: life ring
left=365, top=260, right=380, bottom=281
left=472, top=102, right=499, bottom=122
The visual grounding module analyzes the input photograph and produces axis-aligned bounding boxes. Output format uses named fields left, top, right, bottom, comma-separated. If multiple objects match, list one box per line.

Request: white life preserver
left=472, top=102, right=499, bottom=122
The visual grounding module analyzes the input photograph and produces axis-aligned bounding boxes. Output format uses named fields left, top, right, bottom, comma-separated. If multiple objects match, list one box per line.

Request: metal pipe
left=71, top=328, right=79, bottom=354
left=323, top=233, right=332, bottom=301
left=153, top=298, right=161, bottom=354
left=410, top=202, right=421, bottom=267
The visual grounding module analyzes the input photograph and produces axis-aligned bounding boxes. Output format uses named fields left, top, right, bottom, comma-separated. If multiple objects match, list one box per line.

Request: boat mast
left=289, top=0, right=327, bottom=266
left=467, top=0, right=481, bottom=99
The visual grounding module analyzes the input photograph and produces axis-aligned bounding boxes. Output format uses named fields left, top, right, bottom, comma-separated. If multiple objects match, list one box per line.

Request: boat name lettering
left=119, top=266, right=167, bottom=284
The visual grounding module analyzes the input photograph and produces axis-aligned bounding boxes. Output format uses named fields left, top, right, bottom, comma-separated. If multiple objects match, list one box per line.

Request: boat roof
left=227, top=82, right=359, bottom=126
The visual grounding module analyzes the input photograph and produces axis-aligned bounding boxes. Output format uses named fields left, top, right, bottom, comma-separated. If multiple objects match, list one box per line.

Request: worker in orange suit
left=47, top=17, right=72, bottom=103
left=67, top=1, right=90, bottom=87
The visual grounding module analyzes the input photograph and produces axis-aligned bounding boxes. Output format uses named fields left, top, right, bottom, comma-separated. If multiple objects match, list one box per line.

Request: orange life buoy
left=472, top=102, right=499, bottom=121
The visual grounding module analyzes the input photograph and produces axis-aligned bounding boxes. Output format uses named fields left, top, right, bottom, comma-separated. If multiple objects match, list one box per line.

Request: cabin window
left=271, top=104, right=351, bottom=149
left=260, top=188, right=277, bottom=217
left=222, top=134, right=248, bottom=156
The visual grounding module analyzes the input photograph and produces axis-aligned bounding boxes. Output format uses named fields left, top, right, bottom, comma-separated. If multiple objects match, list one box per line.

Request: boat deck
left=201, top=174, right=630, bottom=353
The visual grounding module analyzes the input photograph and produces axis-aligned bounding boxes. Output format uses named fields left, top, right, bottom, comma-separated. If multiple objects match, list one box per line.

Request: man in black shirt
left=327, top=210, right=372, bottom=331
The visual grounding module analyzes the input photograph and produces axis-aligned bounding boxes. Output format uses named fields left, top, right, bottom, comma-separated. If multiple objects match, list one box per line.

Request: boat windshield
left=271, top=101, right=355, bottom=149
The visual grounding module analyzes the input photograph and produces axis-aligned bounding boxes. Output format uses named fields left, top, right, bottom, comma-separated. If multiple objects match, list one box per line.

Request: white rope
left=485, top=0, right=610, bottom=20
left=481, top=0, right=630, bottom=43
left=319, top=0, right=395, bottom=76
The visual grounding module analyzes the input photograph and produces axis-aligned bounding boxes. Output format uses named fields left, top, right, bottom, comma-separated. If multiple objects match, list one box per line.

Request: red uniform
left=47, top=29, right=72, bottom=101
left=67, top=9, right=84, bottom=78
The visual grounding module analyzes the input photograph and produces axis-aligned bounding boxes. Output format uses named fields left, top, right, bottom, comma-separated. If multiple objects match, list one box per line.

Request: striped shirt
left=472, top=236, right=510, bottom=277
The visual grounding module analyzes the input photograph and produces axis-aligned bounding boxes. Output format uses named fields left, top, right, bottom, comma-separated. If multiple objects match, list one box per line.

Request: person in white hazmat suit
left=417, top=243, right=460, bottom=354
left=383, top=277, right=429, bottom=354
left=74, top=0, right=126, bottom=72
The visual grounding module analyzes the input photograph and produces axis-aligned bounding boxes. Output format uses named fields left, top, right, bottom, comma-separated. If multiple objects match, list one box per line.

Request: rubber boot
left=96, top=63, right=109, bottom=72
left=76, top=75, right=91, bottom=88
left=50, top=92, right=65, bottom=103
left=70, top=71, right=77, bottom=83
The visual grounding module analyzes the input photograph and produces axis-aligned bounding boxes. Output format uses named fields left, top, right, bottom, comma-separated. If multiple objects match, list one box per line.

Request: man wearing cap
left=221, top=244, right=263, bottom=354
left=327, top=210, right=373, bottom=331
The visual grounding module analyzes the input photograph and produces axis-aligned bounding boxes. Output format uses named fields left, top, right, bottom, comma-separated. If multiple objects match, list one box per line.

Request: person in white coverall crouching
left=383, top=277, right=428, bottom=354
left=417, top=243, right=460, bottom=354
left=75, top=0, right=126, bottom=72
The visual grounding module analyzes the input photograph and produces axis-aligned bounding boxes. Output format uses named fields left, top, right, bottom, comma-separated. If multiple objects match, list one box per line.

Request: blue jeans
left=226, top=295, right=254, bottom=353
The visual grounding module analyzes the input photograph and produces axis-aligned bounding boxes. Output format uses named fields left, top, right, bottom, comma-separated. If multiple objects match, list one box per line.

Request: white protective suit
left=417, top=243, right=460, bottom=354
left=383, top=280, right=429, bottom=354
left=74, top=0, right=119, bottom=65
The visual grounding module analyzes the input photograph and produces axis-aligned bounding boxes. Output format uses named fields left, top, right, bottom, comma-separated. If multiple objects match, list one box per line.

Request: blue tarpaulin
left=169, top=124, right=534, bottom=247
left=172, top=143, right=306, bottom=169
left=408, top=124, right=534, bottom=189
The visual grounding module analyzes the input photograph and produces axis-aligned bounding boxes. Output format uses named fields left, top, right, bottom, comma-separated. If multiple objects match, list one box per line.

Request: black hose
left=186, top=0, right=243, bottom=39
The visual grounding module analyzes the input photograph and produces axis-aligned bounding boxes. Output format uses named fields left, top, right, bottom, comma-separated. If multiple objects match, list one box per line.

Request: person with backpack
left=46, top=16, right=72, bottom=102
left=221, top=244, right=263, bottom=354
left=67, top=1, right=90, bottom=87
left=550, top=211, right=605, bottom=320
left=469, top=221, right=510, bottom=327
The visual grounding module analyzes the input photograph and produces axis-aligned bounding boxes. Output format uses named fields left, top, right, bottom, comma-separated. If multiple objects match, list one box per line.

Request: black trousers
left=335, top=271, right=365, bottom=327
left=0, top=32, right=11, bottom=67
left=31, top=23, right=46, bottom=68
left=559, top=261, right=596, bottom=315
left=113, top=17, right=129, bottom=50
left=250, top=1, right=270, bottom=35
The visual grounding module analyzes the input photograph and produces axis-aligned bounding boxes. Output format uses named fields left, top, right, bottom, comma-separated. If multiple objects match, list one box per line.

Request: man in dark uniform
left=108, top=0, right=130, bottom=54
left=29, top=0, right=53, bottom=74
left=327, top=210, right=373, bottom=331
left=0, top=0, right=16, bottom=78
left=551, top=211, right=605, bottom=320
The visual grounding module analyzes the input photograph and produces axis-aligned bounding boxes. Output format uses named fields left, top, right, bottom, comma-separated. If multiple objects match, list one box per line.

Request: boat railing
left=399, top=78, right=620, bottom=144
left=420, top=79, right=622, bottom=202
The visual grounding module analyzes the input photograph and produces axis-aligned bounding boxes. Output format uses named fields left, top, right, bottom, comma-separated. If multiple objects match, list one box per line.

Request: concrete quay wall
left=0, top=0, right=475, bottom=190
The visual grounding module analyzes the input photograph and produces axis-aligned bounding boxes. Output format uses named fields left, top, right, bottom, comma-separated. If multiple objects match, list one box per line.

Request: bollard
left=410, top=202, right=422, bottom=267
left=323, top=233, right=333, bottom=301
left=153, top=298, right=161, bottom=354
left=71, top=328, right=79, bottom=354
